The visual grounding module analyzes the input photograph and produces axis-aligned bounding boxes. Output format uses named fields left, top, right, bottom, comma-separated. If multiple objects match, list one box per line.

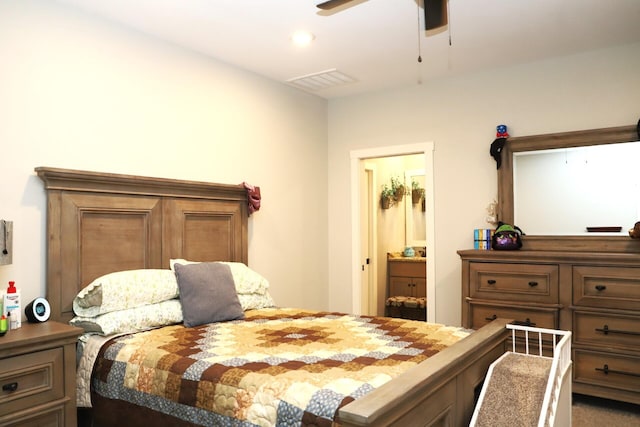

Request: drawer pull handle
left=595, top=325, right=640, bottom=336
left=2, top=382, right=18, bottom=392
left=485, top=315, right=497, bottom=321
left=487, top=280, right=496, bottom=285
left=595, top=285, right=607, bottom=291
left=596, top=364, right=640, bottom=378
left=528, top=281, right=538, bottom=287
left=512, top=318, right=536, bottom=327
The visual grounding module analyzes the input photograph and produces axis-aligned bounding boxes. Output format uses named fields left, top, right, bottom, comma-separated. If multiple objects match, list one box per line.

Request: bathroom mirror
left=498, top=124, right=640, bottom=252
left=405, top=169, right=426, bottom=248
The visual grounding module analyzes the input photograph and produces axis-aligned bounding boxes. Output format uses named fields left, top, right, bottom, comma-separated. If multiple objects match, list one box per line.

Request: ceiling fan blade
left=424, top=0, right=448, bottom=30
left=317, top=0, right=357, bottom=10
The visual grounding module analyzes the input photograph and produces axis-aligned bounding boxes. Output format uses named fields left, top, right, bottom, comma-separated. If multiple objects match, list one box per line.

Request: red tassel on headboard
left=242, top=182, right=261, bottom=215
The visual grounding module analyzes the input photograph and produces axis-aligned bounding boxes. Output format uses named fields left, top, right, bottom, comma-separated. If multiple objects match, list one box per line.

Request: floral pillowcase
left=70, top=263, right=275, bottom=335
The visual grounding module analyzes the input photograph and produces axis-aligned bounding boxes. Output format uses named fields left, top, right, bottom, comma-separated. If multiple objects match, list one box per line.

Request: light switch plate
left=0, top=220, right=12, bottom=265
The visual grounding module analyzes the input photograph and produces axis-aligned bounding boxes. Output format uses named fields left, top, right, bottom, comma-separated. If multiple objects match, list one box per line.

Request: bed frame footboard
left=338, top=318, right=511, bottom=427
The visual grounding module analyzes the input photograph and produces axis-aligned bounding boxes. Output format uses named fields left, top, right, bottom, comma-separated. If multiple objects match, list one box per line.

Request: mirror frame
left=498, top=124, right=640, bottom=252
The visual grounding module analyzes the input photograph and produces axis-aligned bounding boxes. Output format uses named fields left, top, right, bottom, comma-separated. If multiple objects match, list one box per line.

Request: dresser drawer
left=573, top=349, right=640, bottom=394
left=573, top=311, right=640, bottom=352
left=573, top=266, right=640, bottom=310
left=468, top=301, right=558, bottom=330
left=388, top=261, right=425, bottom=278
left=0, top=348, right=64, bottom=415
left=469, top=262, right=558, bottom=303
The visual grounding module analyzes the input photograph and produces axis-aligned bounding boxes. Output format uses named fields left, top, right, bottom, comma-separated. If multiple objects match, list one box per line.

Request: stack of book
left=474, top=228, right=494, bottom=250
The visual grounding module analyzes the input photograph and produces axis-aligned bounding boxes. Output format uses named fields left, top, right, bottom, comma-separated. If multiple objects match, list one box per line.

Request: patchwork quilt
left=91, top=308, right=470, bottom=427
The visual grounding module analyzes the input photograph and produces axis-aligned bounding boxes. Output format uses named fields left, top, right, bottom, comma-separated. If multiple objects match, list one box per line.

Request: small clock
left=25, top=297, right=51, bottom=323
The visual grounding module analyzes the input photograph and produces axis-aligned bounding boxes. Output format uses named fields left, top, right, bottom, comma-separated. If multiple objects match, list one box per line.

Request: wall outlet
left=0, top=220, right=12, bottom=266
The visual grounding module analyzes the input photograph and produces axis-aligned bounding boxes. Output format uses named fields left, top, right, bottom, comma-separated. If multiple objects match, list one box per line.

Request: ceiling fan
left=317, top=0, right=448, bottom=30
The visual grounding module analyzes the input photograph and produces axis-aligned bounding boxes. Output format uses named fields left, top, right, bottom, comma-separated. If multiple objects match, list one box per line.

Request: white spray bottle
left=3, top=281, right=21, bottom=329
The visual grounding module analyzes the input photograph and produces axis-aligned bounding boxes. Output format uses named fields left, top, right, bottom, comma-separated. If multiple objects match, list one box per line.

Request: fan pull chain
left=417, top=0, right=422, bottom=63
left=447, top=0, right=452, bottom=46
left=416, top=0, right=423, bottom=84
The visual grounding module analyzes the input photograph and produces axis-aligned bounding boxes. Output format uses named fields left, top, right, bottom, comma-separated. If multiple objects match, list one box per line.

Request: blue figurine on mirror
left=490, top=124, right=510, bottom=169
left=496, top=124, right=509, bottom=138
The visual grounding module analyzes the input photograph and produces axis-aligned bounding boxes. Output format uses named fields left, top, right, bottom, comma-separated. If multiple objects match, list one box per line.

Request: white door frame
left=350, top=142, right=436, bottom=322
left=360, top=163, right=377, bottom=316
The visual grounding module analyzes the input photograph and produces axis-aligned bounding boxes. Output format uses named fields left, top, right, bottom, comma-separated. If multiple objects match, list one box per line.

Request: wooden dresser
left=459, top=249, right=640, bottom=405
left=386, top=254, right=426, bottom=320
left=0, top=322, right=82, bottom=427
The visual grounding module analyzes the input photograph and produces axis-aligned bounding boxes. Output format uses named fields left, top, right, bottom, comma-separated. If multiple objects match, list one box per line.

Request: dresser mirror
left=497, top=124, right=640, bottom=252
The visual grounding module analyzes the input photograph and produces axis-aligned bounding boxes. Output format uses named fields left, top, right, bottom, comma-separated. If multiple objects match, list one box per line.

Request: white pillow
left=237, top=292, right=276, bottom=311
left=70, top=299, right=183, bottom=335
left=73, top=269, right=179, bottom=317
left=170, top=259, right=270, bottom=295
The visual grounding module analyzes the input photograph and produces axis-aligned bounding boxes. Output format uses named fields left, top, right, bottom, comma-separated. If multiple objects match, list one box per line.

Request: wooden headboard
left=36, top=167, right=248, bottom=323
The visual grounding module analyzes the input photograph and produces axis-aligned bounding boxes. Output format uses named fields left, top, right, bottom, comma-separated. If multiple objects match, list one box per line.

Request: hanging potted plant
left=411, top=179, right=425, bottom=204
left=391, top=176, right=405, bottom=202
left=380, top=184, right=394, bottom=209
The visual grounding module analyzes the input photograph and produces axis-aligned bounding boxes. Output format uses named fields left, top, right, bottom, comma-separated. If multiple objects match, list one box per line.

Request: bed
left=36, top=166, right=511, bottom=427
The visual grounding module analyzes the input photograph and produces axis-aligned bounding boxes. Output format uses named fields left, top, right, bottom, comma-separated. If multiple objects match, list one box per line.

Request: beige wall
left=328, top=42, right=640, bottom=325
left=0, top=0, right=328, bottom=315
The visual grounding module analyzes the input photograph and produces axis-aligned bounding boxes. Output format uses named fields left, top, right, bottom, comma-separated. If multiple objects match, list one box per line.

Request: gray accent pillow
left=174, top=262, right=245, bottom=327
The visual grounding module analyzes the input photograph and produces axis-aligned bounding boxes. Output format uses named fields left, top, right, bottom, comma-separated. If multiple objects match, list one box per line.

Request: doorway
left=350, top=142, right=435, bottom=322
left=359, top=164, right=376, bottom=315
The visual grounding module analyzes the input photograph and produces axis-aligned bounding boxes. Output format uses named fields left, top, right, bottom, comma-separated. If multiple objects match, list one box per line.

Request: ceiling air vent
left=287, top=69, right=356, bottom=91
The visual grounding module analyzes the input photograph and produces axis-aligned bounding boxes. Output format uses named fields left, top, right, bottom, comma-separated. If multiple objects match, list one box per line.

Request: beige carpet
left=472, top=351, right=640, bottom=427
left=474, top=352, right=552, bottom=426
left=572, top=394, right=640, bottom=426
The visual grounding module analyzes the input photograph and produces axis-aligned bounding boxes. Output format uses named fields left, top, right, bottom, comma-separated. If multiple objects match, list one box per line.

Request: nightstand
left=0, top=322, right=82, bottom=427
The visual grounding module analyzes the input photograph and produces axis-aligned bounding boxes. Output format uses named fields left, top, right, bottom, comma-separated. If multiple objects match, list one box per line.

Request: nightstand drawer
left=469, top=262, right=558, bottom=303
left=573, top=266, right=640, bottom=310
left=469, top=301, right=558, bottom=330
left=1, top=403, right=65, bottom=427
left=0, top=348, right=64, bottom=415
left=573, top=311, right=640, bottom=352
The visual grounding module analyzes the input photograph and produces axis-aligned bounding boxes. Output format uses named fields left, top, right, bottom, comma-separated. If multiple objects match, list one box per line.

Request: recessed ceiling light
left=291, top=31, right=315, bottom=47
